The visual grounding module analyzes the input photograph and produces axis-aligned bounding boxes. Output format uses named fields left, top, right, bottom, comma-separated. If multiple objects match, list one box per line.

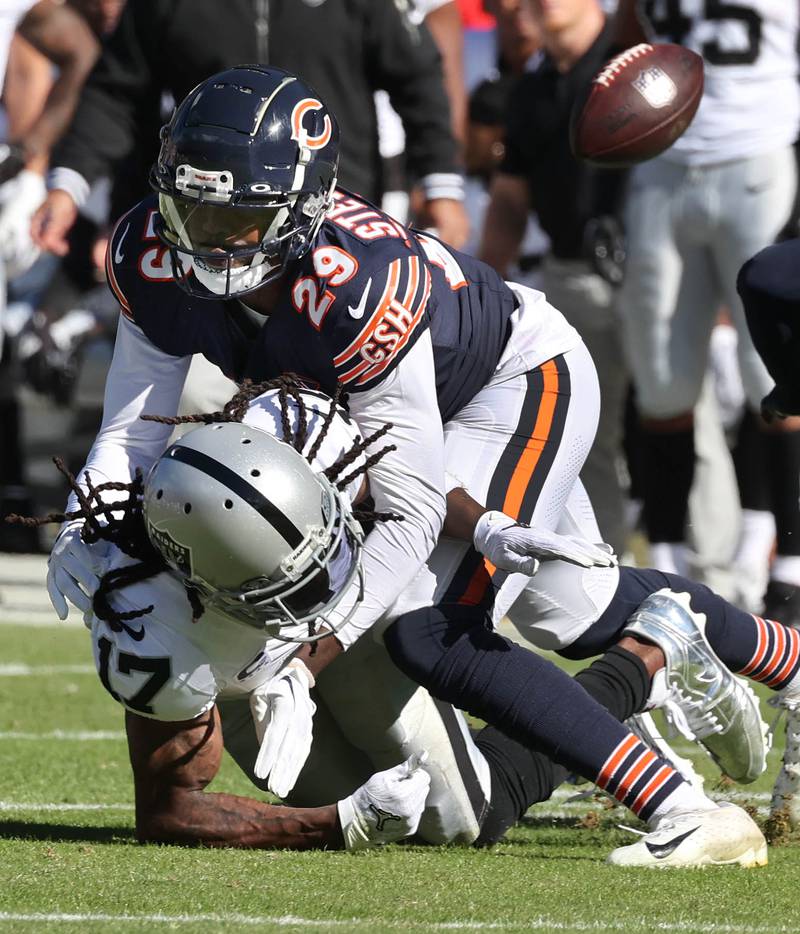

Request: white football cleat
left=607, top=803, right=768, bottom=869
left=337, top=753, right=431, bottom=851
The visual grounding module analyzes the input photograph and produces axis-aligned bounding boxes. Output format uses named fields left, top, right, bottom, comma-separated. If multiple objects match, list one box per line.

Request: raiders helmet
left=142, top=422, right=363, bottom=641
left=150, top=64, right=339, bottom=299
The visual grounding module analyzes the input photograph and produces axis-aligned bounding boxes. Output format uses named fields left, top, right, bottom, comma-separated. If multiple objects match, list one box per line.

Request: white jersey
left=91, top=388, right=367, bottom=722
left=641, top=0, right=800, bottom=164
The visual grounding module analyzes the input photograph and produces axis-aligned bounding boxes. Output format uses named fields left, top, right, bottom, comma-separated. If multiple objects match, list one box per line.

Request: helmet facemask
left=156, top=178, right=334, bottom=299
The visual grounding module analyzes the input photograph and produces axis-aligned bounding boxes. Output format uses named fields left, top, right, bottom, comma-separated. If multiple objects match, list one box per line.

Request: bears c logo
left=291, top=98, right=332, bottom=150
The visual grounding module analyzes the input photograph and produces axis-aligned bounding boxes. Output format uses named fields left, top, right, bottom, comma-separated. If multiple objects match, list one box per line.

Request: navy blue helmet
left=150, top=65, right=340, bottom=298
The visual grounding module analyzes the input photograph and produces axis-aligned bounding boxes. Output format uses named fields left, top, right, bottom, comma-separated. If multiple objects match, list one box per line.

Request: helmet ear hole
left=156, top=489, right=163, bottom=499
left=224, top=499, right=234, bottom=510
left=184, top=503, right=192, bottom=514
left=242, top=439, right=251, bottom=445
left=251, top=469, right=261, bottom=477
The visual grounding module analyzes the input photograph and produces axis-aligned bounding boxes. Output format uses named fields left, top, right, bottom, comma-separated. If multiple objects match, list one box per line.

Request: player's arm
left=127, top=706, right=430, bottom=850
left=33, top=1, right=159, bottom=253
left=15, top=0, right=100, bottom=175
left=330, top=333, right=447, bottom=647
left=127, top=707, right=341, bottom=848
left=478, top=75, right=535, bottom=275
left=367, top=0, right=467, bottom=246
left=478, top=172, right=531, bottom=276
left=49, top=309, right=190, bottom=619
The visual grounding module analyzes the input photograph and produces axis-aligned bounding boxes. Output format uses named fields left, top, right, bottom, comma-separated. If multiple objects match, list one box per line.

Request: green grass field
left=2, top=618, right=800, bottom=934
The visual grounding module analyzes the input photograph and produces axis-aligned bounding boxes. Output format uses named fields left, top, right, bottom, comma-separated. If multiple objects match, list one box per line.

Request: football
left=571, top=43, right=704, bottom=167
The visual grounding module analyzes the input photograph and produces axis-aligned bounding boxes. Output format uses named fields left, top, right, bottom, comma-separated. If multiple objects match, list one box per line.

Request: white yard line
left=0, top=913, right=796, bottom=932
left=0, top=613, right=83, bottom=628
left=0, top=801, right=132, bottom=812
left=0, top=730, right=124, bottom=741
left=0, top=664, right=94, bottom=676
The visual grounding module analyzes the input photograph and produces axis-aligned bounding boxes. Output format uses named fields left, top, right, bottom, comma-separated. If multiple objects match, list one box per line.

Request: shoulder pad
left=106, top=195, right=185, bottom=324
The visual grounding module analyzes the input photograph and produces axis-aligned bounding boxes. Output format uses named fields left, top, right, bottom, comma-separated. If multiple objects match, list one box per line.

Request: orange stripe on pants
left=457, top=359, right=561, bottom=606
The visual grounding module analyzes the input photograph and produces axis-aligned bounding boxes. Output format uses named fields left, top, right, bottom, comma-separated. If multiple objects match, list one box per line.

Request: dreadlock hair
left=142, top=374, right=405, bottom=524
left=8, top=375, right=402, bottom=638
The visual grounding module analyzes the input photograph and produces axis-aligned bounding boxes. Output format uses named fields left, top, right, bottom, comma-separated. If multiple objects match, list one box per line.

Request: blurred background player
left=613, top=1, right=800, bottom=624
left=32, top=0, right=467, bottom=255
left=0, top=0, right=120, bottom=552
left=478, top=0, right=631, bottom=556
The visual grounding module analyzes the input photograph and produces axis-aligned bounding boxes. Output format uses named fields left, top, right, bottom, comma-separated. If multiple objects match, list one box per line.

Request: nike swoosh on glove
left=251, top=658, right=316, bottom=798
left=47, top=521, right=110, bottom=620
left=337, top=753, right=431, bottom=851
left=473, top=509, right=618, bottom=576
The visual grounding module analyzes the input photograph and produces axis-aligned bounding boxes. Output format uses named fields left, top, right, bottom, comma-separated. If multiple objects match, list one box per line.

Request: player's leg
left=618, top=157, right=718, bottom=576
left=313, top=632, right=491, bottom=845
left=423, top=332, right=601, bottom=627
left=716, top=147, right=800, bottom=626
left=384, top=603, right=767, bottom=866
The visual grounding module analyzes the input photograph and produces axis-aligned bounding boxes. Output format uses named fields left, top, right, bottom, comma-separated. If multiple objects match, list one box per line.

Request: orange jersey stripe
left=332, top=260, right=401, bottom=367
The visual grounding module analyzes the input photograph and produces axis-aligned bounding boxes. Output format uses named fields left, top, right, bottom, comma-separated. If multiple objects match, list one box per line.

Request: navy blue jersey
left=106, top=190, right=516, bottom=421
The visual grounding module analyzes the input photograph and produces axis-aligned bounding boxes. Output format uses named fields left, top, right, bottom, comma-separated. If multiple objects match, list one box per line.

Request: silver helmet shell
left=142, top=422, right=363, bottom=640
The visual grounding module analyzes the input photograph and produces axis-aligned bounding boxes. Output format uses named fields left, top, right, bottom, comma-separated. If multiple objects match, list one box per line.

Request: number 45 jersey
left=639, top=0, right=800, bottom=165
left=106, top=189, right=578, bottom=423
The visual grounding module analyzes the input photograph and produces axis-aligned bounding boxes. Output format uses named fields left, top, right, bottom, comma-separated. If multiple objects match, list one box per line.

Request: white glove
left=473, top=510, right=618, bottom=576
left=251, top=658, right=316, bottom=798
left=47, top=521, right=109, bottom=620
left=337, top=752, right=431, bottom=851
left=0, top=169, right=44, bottom=277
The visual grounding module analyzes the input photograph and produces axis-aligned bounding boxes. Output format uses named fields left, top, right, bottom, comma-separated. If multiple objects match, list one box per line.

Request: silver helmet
left=142, top=421, right=364, bottom=641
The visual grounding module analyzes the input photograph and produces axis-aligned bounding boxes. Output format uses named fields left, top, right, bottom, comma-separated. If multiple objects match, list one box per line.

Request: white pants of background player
left=617, top=146, right=796, bottom=590
left=618, top=147, right=796, bottom=419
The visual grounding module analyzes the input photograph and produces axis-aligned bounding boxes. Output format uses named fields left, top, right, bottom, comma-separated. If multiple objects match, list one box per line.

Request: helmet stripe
left=166, top=446, right=304, bottom=548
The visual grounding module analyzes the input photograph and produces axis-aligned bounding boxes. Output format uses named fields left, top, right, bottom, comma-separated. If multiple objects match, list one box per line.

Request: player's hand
left=30, top=189, right=78, bottom=256
left=0, top=170, right=44, bottom=276
left=419, top=197, right=470, bottom=250
left=473, top=509, right=618, bottom=576
left=251, top=658, right=316, bottom=798
left=337, top=752, right=431, bottom=851
left=46, top=521, right=109, bottom=620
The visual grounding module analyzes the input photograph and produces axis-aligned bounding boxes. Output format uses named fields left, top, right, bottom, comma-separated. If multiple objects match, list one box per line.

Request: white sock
left=647, top=780, right=717, bottom=827
left=733, top=509, right=776, bottom=569
left=771, top=555, right=800, bottom=588
left=649, top=542, right=690, bottom=577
